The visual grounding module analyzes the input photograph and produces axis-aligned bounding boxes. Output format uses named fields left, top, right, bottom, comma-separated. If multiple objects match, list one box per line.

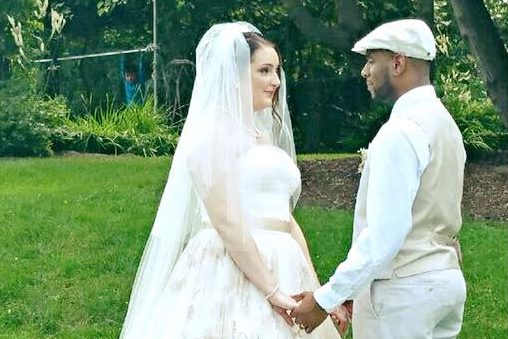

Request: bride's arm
left=289, top=215, right=320, bottom=285
left=198, top=180, right=297, bottom=312
left=187, top=119, right=297, bottom=315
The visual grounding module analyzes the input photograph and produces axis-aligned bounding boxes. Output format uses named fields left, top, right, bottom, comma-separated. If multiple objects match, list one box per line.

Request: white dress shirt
left=314, top=86, right=439, bottom=312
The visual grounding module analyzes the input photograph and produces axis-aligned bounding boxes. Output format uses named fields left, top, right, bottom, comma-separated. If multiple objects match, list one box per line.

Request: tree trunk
left=449, top=0, right=508, bottom=129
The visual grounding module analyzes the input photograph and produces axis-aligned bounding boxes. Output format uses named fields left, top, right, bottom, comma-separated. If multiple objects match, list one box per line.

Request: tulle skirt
left=143, top=228, right=340, bottom=339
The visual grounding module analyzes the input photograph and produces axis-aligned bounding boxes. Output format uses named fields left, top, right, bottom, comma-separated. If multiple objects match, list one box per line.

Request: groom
left=291, top=19, right=467, bottom=338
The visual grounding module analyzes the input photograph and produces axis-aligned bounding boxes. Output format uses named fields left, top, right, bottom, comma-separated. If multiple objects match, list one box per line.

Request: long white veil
left=120, top=22, right=299, bottom=338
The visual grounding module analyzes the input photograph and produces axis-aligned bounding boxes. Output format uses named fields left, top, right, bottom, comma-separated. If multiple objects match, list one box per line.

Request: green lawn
left=0, top=156, right=506, bottom=338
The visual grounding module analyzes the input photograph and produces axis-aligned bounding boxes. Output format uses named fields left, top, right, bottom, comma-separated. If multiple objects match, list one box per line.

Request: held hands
left=268, top=289, right=353, bottom=334
left=290, top=291, right=328, bottom=333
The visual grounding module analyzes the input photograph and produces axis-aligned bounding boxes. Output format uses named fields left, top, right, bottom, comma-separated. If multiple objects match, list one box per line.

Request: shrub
left=53, top=97, right=178, bottom=156
left=437, top=70, right=508, bottom=153
left=0, top=71, right=69, bottom=157
left=434, top=4, right=507, bottom=153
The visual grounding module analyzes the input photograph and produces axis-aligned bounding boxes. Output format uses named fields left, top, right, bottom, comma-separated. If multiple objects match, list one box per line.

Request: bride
left=120, top=21, right=340, bottom=338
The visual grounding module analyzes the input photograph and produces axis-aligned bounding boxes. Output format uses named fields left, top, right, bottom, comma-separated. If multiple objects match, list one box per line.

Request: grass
left=0, top=156, right=168, bottom=338
left=0, top=156, right=506, bottom=338
left=297, top=153, right=358, bottom=162
left=296, top=207, right=508, bottom=339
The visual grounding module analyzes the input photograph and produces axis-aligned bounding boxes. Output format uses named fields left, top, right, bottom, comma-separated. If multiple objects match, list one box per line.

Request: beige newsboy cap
left=351, top=19, right=436, bottom=61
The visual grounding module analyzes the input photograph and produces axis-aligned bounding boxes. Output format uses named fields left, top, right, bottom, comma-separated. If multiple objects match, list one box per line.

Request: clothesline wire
left=33, top=46, right=153, bottom=64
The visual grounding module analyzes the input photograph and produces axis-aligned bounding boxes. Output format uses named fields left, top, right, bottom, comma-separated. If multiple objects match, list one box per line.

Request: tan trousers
left=352, top=269, right=466, bottom=339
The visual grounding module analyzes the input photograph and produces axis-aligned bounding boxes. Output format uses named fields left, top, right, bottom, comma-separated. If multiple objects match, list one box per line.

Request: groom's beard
left=372, top=69, right=396, bottom=104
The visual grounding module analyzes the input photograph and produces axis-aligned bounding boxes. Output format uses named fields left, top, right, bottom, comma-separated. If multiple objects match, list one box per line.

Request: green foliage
left=2, top=0, right=507, bottom=155
left=53, top=97, right=178, bottom=156
left=434, top=1, right=508, bottom=152
left=97, top=0, right=128, bottom=16
left=485, top=0, right=508, bottom=45
left=0, top=70, right=69, bottom=157
left=0, top=1, right=33, bottom=55
left=439, top=81, right=508, bottom=152
left=5, top=0, right=69, bottom=68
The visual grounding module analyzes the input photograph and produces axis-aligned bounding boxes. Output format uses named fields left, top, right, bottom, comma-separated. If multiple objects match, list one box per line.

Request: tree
left=278, top=0, right=431, bottom=150
left=279, top=0, right=364, bottom=52
left=4, top=0, right=505, bottom=152
left=0, top=0, right=33, bottom=79
left=449, top=0, right=508, bottom=129
left=282, top=0, right=507, bottom=130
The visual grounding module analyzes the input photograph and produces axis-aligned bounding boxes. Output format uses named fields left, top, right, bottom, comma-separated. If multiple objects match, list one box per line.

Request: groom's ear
left=391, top=53, right=407, bottom=77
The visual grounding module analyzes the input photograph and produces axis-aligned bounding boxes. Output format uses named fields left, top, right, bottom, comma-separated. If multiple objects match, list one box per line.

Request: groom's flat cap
left=351, top=19, right=436, bottom=61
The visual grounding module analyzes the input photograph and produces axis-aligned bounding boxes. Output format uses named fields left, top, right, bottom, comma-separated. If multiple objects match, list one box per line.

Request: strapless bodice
left=238, top=144, right=301, bottom=222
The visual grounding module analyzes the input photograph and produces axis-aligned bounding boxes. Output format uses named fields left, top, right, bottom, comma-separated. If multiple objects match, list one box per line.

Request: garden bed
left=299, top=154, right=508, bottom=220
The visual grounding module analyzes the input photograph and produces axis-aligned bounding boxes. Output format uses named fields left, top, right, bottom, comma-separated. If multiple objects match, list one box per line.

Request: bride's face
left=250, top=46, right=281, bottom=112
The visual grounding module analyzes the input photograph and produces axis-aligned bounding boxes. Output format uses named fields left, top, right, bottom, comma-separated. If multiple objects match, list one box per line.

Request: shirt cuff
left=314, top=282, right=347, bottom=313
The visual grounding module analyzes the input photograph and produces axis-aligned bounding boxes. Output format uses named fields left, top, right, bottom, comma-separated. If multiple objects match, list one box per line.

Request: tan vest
left=355, top=94, right=465, bottom=278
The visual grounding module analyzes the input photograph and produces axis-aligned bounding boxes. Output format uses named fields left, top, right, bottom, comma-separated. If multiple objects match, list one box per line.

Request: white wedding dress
left=140, top=145, right=340, bottom=338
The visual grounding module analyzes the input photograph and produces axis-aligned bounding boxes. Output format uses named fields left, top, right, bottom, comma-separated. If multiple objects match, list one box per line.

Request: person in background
left=120, top=53, right=145, bottom=106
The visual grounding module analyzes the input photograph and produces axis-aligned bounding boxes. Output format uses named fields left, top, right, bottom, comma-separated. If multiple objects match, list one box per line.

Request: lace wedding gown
left=138, top=145, right=340, bottom=339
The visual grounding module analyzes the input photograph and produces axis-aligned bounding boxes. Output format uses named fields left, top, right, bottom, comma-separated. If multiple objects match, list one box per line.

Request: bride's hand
left=267, top=290, right=298, bottom=326
left=268, top=289, right=298, bottom=309
left=330, top=301, right=352, bottom=336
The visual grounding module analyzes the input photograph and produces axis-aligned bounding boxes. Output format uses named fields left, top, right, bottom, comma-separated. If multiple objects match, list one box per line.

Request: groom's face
left=361, top=50, right=396, bottom=102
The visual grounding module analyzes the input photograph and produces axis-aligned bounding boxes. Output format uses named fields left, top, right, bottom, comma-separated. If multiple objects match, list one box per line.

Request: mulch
left=298, top=155, right=508, bottom=221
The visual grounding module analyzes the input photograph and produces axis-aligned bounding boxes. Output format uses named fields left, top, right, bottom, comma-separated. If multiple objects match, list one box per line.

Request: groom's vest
left=355, top=94, right=465, bottom=278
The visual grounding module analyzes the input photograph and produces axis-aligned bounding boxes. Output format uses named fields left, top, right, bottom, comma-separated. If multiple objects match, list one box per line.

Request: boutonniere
left=357, top=147, right=368, bottom=174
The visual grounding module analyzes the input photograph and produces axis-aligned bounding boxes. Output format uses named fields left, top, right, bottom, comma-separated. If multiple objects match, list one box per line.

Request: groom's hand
left=290, top=291, right=328, bottom=333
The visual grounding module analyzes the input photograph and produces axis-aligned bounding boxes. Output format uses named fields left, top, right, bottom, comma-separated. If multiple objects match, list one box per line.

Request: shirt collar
left=391, top=85, right=436, bottom=118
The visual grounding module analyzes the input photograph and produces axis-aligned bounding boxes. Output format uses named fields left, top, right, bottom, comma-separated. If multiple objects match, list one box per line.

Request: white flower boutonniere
left=357, top=147, right=368, bottom=173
